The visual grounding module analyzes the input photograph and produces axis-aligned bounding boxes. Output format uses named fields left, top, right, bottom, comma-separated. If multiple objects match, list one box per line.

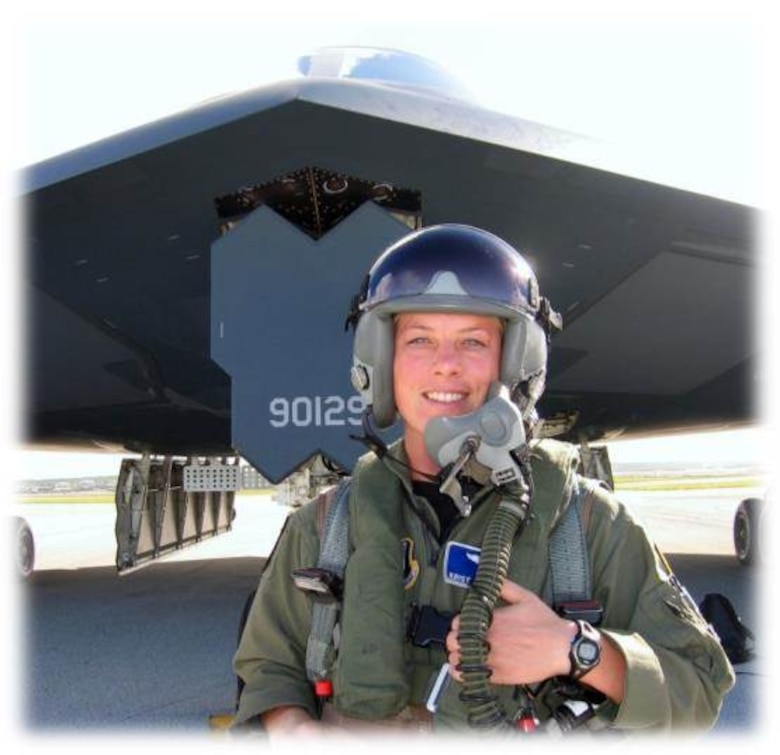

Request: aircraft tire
left=14, top=516, right=35, bottom=578
left=733, top=497, right=762, bottom=566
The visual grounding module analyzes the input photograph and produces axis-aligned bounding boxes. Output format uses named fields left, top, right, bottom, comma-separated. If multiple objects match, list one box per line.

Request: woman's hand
left=446, top=579, right=574, bottom=685
left=445, top=579, right=626, bottom=703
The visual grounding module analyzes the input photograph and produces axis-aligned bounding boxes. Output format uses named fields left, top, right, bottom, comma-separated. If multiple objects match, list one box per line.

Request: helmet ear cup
left=501, top=318, right=547, bottom=411
left=353, top=311, right=397, bottom=428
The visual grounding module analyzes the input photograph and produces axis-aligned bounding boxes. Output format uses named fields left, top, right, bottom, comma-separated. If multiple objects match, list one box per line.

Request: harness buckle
left=407, top=604, right=454, bottom=648
left=292, top=567, right=344, bottom=601
left=554, top=600, right=603, bottom=626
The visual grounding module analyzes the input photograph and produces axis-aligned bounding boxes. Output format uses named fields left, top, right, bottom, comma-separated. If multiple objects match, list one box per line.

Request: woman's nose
left=432, top=342, right=462, bottom=374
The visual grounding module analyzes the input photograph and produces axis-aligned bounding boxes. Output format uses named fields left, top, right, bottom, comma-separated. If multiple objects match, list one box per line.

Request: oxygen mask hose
left=457, top=477, right=532, bottom=731
left=423, top=382, right=534, bottom=730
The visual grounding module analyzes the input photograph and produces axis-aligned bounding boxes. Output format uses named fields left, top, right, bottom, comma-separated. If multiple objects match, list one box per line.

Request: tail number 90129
left=269, top=395, right=364, bottom=428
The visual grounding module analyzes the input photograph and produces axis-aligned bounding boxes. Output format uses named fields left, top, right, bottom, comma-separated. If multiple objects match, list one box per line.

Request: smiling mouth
left=423, top=391, right=467, bottom=404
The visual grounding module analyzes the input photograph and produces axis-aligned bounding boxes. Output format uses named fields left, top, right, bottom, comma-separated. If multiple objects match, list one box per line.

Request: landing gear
left=114, top=453, right=240, bottom=572
left=733, top=496, right=764, bottom=566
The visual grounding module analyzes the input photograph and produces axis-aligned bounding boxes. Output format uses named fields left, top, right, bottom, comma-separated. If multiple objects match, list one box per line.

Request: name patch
left=443, top=541, right=481, bottom=588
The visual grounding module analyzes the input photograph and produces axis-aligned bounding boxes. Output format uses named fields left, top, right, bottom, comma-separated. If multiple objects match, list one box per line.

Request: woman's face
left=393, top=311, right=502, bottom=471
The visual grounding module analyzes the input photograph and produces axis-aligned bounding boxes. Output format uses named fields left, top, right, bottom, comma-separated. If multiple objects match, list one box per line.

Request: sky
left=8, top=5, right=769, bottom=204
left=2, top=1, right=776, bottom=481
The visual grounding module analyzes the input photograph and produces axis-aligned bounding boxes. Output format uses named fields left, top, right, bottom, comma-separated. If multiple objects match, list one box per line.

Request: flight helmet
left=348, top=224, right=560, bottom=428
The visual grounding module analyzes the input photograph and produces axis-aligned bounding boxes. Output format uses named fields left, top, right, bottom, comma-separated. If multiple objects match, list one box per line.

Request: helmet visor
left=363, top=225, right=539, bottom=317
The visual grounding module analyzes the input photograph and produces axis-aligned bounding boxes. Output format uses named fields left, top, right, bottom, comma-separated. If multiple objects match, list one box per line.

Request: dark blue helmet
left=350, top=224, right=559, bottom=428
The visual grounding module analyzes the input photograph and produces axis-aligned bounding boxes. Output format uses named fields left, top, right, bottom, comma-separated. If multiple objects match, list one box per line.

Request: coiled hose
left=457, top=479, right=532, bottom=730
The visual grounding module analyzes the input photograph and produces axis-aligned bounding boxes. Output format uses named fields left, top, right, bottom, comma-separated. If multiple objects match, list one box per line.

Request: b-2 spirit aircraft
left=20, top=47, right=759, bottom=572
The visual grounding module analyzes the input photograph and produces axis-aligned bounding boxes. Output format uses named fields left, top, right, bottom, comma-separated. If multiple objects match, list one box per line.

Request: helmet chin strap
left=349, top=406, right=390, bottom=459
left=349, top=407, right=442, bottom=484
left=423, top=382, right=528, bottom=516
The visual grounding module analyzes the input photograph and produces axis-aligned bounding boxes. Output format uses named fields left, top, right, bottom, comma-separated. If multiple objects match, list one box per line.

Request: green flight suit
left=233, top=438, right=734, bottom=732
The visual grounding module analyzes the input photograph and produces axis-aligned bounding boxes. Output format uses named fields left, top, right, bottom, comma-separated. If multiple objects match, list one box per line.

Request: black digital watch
left=569, top=619, right=602, bottom=680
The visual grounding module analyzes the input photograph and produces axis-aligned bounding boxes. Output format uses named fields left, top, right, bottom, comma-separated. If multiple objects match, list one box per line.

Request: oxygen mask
left=424, top=382, right=527, bottom=515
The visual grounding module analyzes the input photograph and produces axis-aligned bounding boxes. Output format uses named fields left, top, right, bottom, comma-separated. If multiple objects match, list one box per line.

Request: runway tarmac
left=11, top=487, right=765, bottom=742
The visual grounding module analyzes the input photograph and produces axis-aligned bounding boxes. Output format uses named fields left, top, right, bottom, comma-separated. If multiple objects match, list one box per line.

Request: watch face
left=571, top=621, right=601, bottom=678
left=578, top=640, right=599, bottom=665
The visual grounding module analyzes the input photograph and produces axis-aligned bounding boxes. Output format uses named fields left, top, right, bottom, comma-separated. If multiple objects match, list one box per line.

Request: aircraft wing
left=22, top=60, right=757, bottom=484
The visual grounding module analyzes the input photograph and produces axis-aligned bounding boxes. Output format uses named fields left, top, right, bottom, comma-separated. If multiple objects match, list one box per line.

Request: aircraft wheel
left=733, top=497, right=762, bottom=566
left=14, top=516, right=35, bottom=578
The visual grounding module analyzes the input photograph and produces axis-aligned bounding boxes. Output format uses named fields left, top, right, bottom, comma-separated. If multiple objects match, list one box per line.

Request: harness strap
left=544, top=476, right=599, bottom=607
left=305, top=480, right=351, bottom=684
left=305, top=474, right=601, bottom=685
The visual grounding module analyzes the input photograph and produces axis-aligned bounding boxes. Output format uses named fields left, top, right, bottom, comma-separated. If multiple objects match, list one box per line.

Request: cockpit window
left=297, top=46, right=473, bottom=102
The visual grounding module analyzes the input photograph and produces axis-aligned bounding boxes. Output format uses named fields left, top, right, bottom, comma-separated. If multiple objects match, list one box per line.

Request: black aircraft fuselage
left=22, top=59, right=757, bottom=483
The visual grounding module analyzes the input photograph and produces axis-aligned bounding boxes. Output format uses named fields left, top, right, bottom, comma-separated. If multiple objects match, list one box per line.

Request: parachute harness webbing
left=547, top=478, right=591, bottom=604
left=457, top=479, right=532, bottom=731
left=306, top=480, right=351, bottom=683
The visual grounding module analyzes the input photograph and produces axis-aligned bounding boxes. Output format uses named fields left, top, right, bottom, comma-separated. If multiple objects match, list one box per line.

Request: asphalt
left=9, top=493, right=767, bottom=744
